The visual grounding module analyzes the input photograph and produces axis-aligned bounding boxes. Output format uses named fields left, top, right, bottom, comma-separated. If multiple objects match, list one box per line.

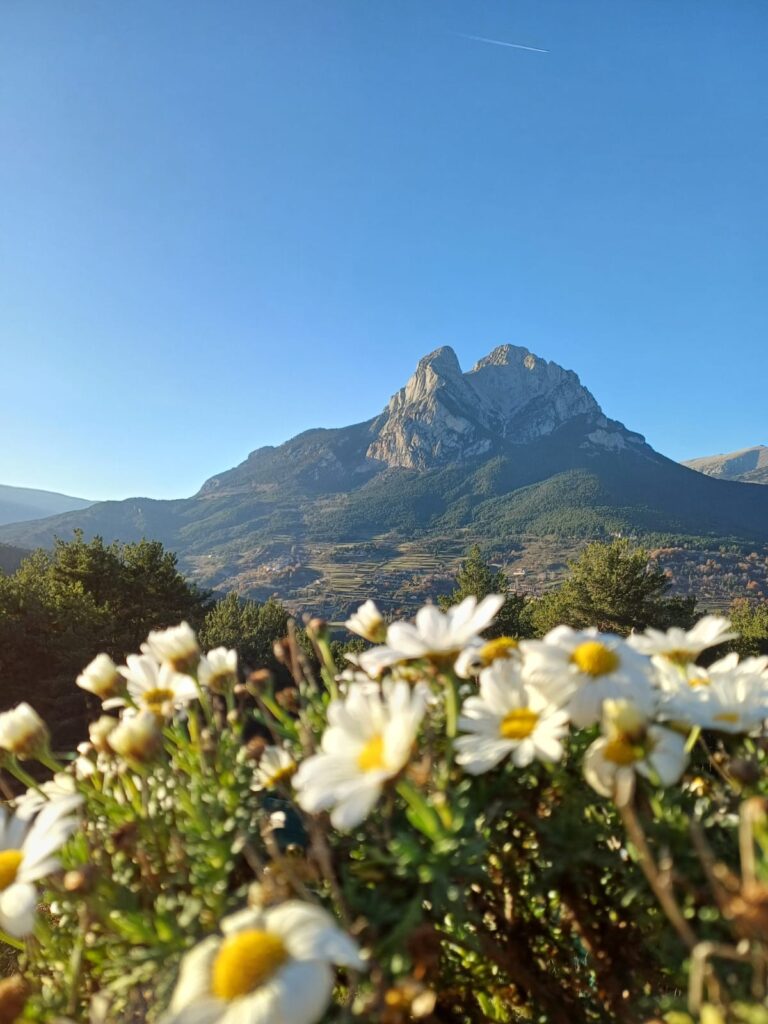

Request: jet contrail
left=455, top=32, right=549, bottom=54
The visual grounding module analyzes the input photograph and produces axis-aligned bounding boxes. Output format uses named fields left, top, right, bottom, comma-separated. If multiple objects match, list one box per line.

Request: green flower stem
left=396, top=778, right=445, bottom=841
left=0, top=927, right=24, bottom=951
left=37, top=748, right=66, bottom=775
left=443, top=672, right=460, bottom=740
left=5, top=757, right=43, bottom=793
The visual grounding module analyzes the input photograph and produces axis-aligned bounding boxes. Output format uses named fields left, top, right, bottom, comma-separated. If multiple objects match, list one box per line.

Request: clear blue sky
left=1, top=0, right=766, bottom=500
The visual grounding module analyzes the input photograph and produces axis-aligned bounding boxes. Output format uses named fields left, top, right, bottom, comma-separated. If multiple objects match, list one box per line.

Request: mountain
left=2, top=344, right=768, bottom=614
left=683, top=445, right=768, bottom=486
left=0, top=483, right=93, bottom=526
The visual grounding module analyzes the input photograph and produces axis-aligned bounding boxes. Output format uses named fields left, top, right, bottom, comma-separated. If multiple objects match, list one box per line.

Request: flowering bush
left=2, top=601, right=768, bottom=1023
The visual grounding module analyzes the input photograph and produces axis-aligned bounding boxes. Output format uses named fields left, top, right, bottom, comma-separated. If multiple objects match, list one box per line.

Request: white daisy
left=0, top=703, right=49, bottom=760
left=661, top=653, right=768, bottom=734
left=293, top=680, right=426, bottom=830
left=199, top=647, right=238, bottom=694
left=114, top=655, right=199, bottom=717
left=356, top=596, right=503, bottom=677
left=344, top=600, right=386, bottom=643
left=253, top=747, right=297, bottom=790
left=455, top=660, right=569, bottom=775
left=583, top=699, right=687, bottom=798
left=13, top=773, right=81, bottom=820
left=76, top=653, right=125, bottom=700
left=520, top=627, right=655, bottom=728
left=454, top=636, right=520, bottom=679
left=142, top=621, right=200, bottom=673
left=160, top=902, right=364, bottom=1024
left=628, top=615, right=738, bottom=665
left=0, top=796, right=81, bottom=937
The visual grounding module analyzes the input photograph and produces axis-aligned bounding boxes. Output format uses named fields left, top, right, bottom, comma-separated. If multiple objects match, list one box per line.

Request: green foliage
left=440, top=545, right=531, bottom=638
left=0, top=532, right=209, bottom=735
left=198, top=592, right=290, bottom=670
left=729, top=599, right=768, bottom=658
left=529, top=539, right=698, bottom=636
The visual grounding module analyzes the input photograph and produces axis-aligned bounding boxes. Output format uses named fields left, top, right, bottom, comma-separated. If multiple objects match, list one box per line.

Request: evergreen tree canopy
left=198, top=592, right=290, bottom=671
left=440, top=545, right=530, bottom=639
left=530, top=539, right=697, bottom=636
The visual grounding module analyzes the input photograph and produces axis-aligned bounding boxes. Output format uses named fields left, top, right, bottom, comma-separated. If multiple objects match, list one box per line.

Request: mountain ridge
left=683, top=445, right=768, bottom=485
left=2, top=345, right=768, bottom=614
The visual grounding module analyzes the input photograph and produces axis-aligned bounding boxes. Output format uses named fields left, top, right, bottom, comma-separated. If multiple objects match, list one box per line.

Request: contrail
left=455, top=32, right=549, bottom=54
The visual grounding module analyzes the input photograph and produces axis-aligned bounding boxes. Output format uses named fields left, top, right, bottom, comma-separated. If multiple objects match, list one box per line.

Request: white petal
left=0, top=881, right=37, bottom=937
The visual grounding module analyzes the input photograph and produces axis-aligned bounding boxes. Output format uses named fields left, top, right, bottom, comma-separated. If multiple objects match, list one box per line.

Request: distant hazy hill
left=2, top=345, right=768, bottom=614
left=683, top=446, right=768, bottom=485
left=0, top=542, right=27, bottom=573
left=0, top=484, right=93, bottom=526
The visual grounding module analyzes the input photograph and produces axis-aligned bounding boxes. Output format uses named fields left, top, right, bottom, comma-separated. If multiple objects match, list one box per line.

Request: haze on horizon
left=1, top=0, right=765, bottom=502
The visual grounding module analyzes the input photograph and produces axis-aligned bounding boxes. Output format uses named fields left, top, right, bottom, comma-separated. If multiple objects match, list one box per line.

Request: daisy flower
left=521, top=627, right=655, bottom=728
left=13, top=773, right=81, bottom=820
left=454, top=636, right=520, bottom=678
left=0, top=796, right=81, bottom=937
left=142, top=621, right=200, bottom=673
left=107, top=710, right=163, bottom=762
left=583, top=699, right=687, bottom=798
left=455, top=660, right=569, bottom=774
left=356, top=596, right=503, bottom=677
left=114, top=654, right=199, bottom=717
left=660, top=653, right=768, bottom=734
left=199, top=647, right=238, bottom=693
left=628, top=615, right=738, bottom=665
left=293, top=680, right=426, bottom=830
left=344, top=600, right=386, bottom=643
left=76, top=653, right=125, bottom=700
left=0, top=703, right=49, bottom=760
left=160, top=902, right=364, bottom=1024
left=253, top=747, right=297, bottom=790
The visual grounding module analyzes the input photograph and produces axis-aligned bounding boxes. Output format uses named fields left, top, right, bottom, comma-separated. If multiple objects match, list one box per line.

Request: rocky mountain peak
left=366, top=344, right=605, bottom=469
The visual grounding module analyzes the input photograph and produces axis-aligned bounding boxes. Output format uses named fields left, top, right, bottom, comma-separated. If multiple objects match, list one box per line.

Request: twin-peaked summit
left=368, top=344, right=623, bottom=469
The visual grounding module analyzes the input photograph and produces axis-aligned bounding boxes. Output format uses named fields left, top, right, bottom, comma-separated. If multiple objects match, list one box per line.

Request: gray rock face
left=367, top=344, right=604, bottom=469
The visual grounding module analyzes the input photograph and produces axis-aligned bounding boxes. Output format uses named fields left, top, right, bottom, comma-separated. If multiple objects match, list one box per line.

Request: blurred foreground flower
left=0, top=796, right=81, bottom=937
left=293, top=680, right=427, bottom=829
left=0, top=703, right=50, bottom=760
left=345, top=599, right=387, bottom=643
left=356, top=595, right=503, bottom=677
left=113, top=654, right=198, bottom=717
left=161, top=902, right=364, bottom=1024
left=628, top=614, right=738, bottom=663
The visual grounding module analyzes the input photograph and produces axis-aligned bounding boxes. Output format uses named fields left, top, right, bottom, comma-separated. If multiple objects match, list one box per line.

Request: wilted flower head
left=76, top=653, right=124, bottom=700
left=0, top=796, right=81, bottom=937
left=628, top=615, right=738, bottom=664
left=107, top=711, right=162, bottom=763
left=142, top=621, right=200, bottom=673
left=345, top=600, right=386, bottom=643
left=293, top=680, right=427, bottom=829
left=161, top=902, right=364, bottom=1024
left=198, top=647, right=238, bottom=693
left=0, top=703, right=49, bottom=760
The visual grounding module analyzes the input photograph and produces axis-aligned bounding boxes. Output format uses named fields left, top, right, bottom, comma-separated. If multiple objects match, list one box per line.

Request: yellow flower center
left=570, top=641, right=619, bottom=677
left=264, top=764, right=296, bottom=787
left=713, top=712, right=740, bottom=725
left=480, top=637, right=519, bottom=664
left=142, top=688, right=175, bottom=714
left=689, top=675, right=710, bottom=688
left=499, top=708, right=539, bottom=740
left=603, top=737, right=642, bottom=766
left=664, top=649, right=696, bottom=666
left=357, top=734, right=386, bottom=772
left=0, top=850, right=23, bottom=891
left=211, top=929, right=289, bottom=1000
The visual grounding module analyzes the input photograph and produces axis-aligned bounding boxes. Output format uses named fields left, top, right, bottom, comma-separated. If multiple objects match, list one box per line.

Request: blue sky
left=1, top=0, right=766, bottom=500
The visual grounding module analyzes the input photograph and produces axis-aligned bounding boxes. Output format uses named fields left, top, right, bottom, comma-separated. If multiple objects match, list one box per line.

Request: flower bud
left=107, top=711, right=162, bottom=762
left=89, top=715, right=118, bottom=754
left=142, top=621, right=200, bottom=674
left=0, top=703, right=49, bottom=760
left=76, top=653, right=124, bottom=700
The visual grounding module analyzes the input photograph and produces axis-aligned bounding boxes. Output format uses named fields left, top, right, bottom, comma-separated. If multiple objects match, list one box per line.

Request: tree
left=199, top=593, right=290, bottom=671
left=0, top=532, right=210, bottom=741
left=729, top=598, right=768, bottom=658
left=529, top=540, right=697, bottom=636
left=440, top=545, right=530, bottom=638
